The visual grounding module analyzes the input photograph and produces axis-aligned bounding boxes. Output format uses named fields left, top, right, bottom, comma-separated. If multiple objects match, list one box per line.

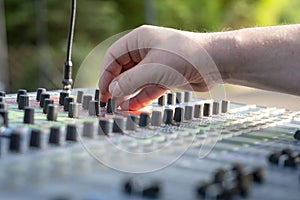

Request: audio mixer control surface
left=0, top=88, right=299, bottom=200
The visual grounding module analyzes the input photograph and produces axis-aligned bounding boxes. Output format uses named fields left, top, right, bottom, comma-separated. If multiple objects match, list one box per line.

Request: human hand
left=98, top=25, right=222, bottom=110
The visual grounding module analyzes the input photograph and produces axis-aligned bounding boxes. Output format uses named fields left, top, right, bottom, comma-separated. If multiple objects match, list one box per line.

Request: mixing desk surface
left=0, top=88, right=299, bottom=200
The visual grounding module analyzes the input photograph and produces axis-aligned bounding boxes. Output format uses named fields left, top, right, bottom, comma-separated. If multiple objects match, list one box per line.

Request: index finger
left=98, top=31, right=144, bottom=102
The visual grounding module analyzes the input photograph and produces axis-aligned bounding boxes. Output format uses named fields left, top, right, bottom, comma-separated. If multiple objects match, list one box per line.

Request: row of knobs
left=196, top=164, right=264, bottom=199
left=268, top=147, right=300, bottom=168
left=122, top=163, right=264, bottom=200
left=0, top=88, right=230, bottom=128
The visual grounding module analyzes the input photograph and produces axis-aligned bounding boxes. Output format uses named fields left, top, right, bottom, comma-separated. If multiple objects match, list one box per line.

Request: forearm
left=207, top=24, right=300, bottom=95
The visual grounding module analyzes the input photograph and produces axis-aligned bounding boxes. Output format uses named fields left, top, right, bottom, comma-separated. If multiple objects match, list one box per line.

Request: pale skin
left=99, top=24, right=300, bottom=110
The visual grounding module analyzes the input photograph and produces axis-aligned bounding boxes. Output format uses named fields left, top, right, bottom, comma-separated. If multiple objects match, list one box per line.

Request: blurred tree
left=2, top=0, right=300, bottom=92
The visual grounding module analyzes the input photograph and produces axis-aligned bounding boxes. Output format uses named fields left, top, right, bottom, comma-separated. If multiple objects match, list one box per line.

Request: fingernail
left=109, top=81, right=122, bottom=97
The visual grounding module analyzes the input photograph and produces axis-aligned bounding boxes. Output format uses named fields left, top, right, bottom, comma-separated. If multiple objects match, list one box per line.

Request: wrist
left=192, top=31, right=239, bottom=84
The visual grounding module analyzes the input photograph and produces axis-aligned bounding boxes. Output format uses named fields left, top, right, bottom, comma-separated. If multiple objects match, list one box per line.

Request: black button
left=294, top=130, right=300, bottom=140
left=9, top=131, right=21, bottom=152
left=252, top=167, right=265, bottom=183
left=24, top=107, right=34, bottom=124
left=66, top=124, right=77, bottom=141
left=49, top=126, right=61, bottom=145
left=30, top=129, right=41, bottom=148
left=139, top=113, right=150, bottom=127
left=59, top=91, right=69, bottom=105
left=36, top=88, right=46, bottom=101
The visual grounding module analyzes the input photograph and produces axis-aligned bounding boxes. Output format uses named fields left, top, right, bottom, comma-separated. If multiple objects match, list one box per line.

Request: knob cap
left=126, top=114, right=138, bottom=131
left=157, top=95, right=166, bottom=106
left=163, top=108, right=173, bottom=125
left=106, top=98, right=116, bottom=114
left=17, top=89, right=27, bottom=102
left=82, top=95, right=93, bottom=110
left=30, top=129, right=41, bottom=148
left=40, top=93, right=50, bottom=108
left=64, top=97, right=74, bottom=111
left=36, top=88, right=46, bottom=102
left=151, top=111, right=162, bottom=126
left=139, top=113, right=150, bottom=127
left=18, top=95, right=29, bottom=110
left=68, top=102, right=79, bottom=118
left=98, top=118, right=110, bottom=135
left=23, top=107, right=34, bottom=124
left=76, top=90, right=84, bottom=103
left=43, top=99, right=54, bottom=114
left=83, top=121, right=95, bottom=138
left=113, top=117, right=125, bottom=133
left=174, top=107, right=183, bottom=123
left=66, top=124, right=77, bottom=141
left=59, top=91, right=69, bottom=105
left=49, top=126, right=61, bottom=145
left=89, top=100, right=99, bottom=116
left=47, top=104, right=58, bottom=121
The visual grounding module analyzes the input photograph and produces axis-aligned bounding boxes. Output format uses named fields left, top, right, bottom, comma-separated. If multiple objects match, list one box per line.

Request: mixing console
left=0, top=88, right=300, bottom=200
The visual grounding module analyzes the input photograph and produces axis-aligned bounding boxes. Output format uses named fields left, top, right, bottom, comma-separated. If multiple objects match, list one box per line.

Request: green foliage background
left=2, top=0, right=300, bottom=92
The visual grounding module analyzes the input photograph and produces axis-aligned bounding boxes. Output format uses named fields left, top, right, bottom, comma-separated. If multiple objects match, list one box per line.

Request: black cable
left=62, top=0, right=76, bottom=91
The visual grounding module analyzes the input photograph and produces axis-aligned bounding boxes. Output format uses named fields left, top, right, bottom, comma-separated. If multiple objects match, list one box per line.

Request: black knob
left=64, top=97, right=74, bottom=112
left=213, top=101, right=221, bottom=115
left=167, top=93, right=175, bottom=105
left=113, top=117, right=125, bottom=133
left=40, top=93, right=50, bottom=108
left=18, top=95, right=29, bottom=110
left=184, top=105, right=194, bottom=121
left=106, top=98, right=116, bottom=114
left=268, top=152, right=280, bottom=165
left=184, top=91, right=192, bottom=103
left=126, top=114, right=138, bottom=131
left=0, top=91, right=5, bottom=97
left=0, top=103, right=7, bottom=110
left=221, top=100, right=230, bottom=113
left=83, top=121, right=95, bottom=138
left=47, top=104, right=58, bottom=121
left=17, top=89, right=27, bottom=103
left=59, top=91, right=69, bottom=105
left=213, top=169, right=226, bottom=183
left=66, top=124, right=77, bottom=141
left=139, top=113, right=150, bottom=127
left=158, top=95, right=166, bottom=106
left=0, top=96, right=5, bottom=103
left=29, top=129, right=41, bottom=148
left=142, top=182, right=161, bottom=198
left=294, top=130, right=300, bottom=141
left=100, top=101, right=106, bottom=108
left=151, top=111, right=162, bottom=127
left=175, top=92, right=183, bottom=104
left=252, top=167, right=264, bottom=183
left=89, top=100, right=99, bottom=116
left=174, top=107, right=183, bottom=123
left=94, top=89, right=100, bottom=101
left=36, top=88, right=46, bottom=102
left=82, top=95, right=93, bottom=110
left=0, top=109, right=8, bottom=127
left=163, top=108, right=173, bottom=125
left=23, top=107, right=34, bottom=124
left=98, top=118, right=110, bottom=135
left=43, top=99, right=54, bottom=114
left=68, top=102, right=79, bottom=118
left=284, top=155, right=297, bottom=168
left=203, top=103, right=212, bottom=117
left=49, top=126, right=61, bottom=145
left=76, top=90, right=84, bottom=103
left=194, top=104, right=203, bottom=118
left=9, top=131, right=21, bottom=152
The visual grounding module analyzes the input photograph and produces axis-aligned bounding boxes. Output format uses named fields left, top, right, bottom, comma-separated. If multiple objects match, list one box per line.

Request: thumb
left=109, top=62, right=190, bottom=97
